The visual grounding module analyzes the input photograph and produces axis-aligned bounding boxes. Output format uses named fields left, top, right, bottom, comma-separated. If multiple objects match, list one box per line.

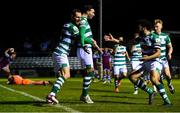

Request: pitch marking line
left=0, top=84, right=82, bottom=113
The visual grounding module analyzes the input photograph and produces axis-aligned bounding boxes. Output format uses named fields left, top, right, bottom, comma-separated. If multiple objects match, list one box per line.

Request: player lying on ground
left=7, top=75, right=52, bottom=85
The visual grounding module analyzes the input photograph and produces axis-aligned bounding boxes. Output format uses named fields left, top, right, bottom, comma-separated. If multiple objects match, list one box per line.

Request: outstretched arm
left=5, top=48, right=14, bottom=57
left=104, top=33, right=120, bottom=43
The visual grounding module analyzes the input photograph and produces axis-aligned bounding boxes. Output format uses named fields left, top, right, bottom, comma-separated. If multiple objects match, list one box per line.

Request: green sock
left=135, top=79, right=153, bottom=95
left=156, top=84, right=171, bottom=104
left=51, top=76, right=65, bottom=94
left=82, top=71, right=94, bottom=96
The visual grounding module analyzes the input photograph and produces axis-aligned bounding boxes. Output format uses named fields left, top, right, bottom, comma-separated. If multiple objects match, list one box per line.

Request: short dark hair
left=137, top=19, right=152, bottom=31
left=81, top=5, right=93, bottom=13
left=71, top=9, right=81, bottom=17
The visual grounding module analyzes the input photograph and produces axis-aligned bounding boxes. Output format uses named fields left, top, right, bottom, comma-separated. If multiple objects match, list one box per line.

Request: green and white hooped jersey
left=53, top=23, right=79, bottom=56
left=113, top=45, right=127, bottom=67
left=131, top=44, right=142, bottom=61
left=157, top=32, right=171, bottom=60
left=79, top=16, right=93, bottom=48
left=139, top=33, right=161, bottom=61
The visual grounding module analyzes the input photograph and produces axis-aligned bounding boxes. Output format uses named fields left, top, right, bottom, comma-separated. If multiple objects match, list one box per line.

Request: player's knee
left=128, top=73, right=137, bottom=82
left=150, top=76, right=159, bottom=85
left=128, top=72, right=133, bottom=79
left=122, top=73, right=127, bottom=77
left=114, top=75, right=118, bottom=78
left=63, top=74, right=70, bottom=79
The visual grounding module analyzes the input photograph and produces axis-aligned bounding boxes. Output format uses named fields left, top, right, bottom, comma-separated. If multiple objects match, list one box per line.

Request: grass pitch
left=0, top=77, right=180, bottom=112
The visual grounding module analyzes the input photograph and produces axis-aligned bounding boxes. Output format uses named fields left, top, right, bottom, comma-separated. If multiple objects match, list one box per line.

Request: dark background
left=1, top=0, right=180, bottom=56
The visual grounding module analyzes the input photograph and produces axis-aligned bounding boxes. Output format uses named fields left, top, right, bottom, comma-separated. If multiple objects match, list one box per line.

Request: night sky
left=1, top=0, right=180, bottom=55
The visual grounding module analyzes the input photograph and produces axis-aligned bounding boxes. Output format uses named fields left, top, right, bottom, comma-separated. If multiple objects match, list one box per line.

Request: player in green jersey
left=77, top=5, right=102, bottom=104
left=128, top=19, right=171, bottom=105
left=154, top=19, right=175, bottom=94
left=46, top=9, right=82, bottom=104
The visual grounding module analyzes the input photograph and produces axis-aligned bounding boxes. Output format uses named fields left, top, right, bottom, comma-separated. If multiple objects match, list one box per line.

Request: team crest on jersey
left=73, top=26, right=79, bottom=34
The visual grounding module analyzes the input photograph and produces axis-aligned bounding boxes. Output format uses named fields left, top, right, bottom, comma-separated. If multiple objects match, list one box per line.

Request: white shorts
left=135, top=60, right=162, bottom=74
left=160, top=59, right=169, bottom=68
left=77, top=47, right=94, bottom=69
left=131, top=61, right=142, bottom=70
left=113, top=65, right=127, bottom=75
left=52, top=53, right=69, bottom=73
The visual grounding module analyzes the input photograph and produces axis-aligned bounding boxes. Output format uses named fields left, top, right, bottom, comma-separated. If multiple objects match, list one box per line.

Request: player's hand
left=104, top=33, right=114, bottom=41
left=9, top=48, right=14, bottom=53
left=83, top=46, right=90, bottom=54
left=104, top=35, right=111, bottom=41
left=7, top=75, right=13, bottom=84
left=98, top=48, right=103, bottom=54
left=139, top=55, right=149, bottom=61
left=167, top=53, right=172, bottom=60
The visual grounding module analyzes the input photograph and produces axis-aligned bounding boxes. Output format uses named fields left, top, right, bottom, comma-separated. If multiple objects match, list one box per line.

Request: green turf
left=0, top=77, right=180, bottom=112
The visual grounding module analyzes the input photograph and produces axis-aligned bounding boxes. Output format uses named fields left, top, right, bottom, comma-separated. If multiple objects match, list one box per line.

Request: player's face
left=138, top=25, right=146, bottom=35
left=73, top=12, right=81, bottom=25
left=87, top=9, right=95, bottom=19
left=154, top=23, right=162, bottom=33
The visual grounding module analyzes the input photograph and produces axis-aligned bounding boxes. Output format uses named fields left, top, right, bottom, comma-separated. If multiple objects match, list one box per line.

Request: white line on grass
left=0, top=84, right=82, bottom=113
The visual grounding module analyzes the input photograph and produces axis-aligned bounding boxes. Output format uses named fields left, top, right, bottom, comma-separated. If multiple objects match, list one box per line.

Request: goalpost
left=98, top=0, right=104, bottom=79
left=99, top=0, right=102, bottom=48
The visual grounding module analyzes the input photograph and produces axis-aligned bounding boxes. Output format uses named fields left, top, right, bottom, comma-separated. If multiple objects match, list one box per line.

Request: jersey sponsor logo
left=156, top=38, right=161, bottom=43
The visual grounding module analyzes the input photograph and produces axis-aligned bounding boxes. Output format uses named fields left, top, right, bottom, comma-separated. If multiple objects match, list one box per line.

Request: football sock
left=156, top=84, right=171, bottom=104
left=50, top=76, right=65, bottom=96
left=82, top=69, right=94, bottom=96
left=135, top=79, right=153, bottom=95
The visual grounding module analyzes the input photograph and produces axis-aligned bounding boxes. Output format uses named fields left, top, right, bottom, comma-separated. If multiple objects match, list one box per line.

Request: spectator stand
left=10, top=56, right=83, bottom=78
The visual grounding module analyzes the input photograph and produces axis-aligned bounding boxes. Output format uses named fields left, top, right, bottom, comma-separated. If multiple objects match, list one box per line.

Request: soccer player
left=130, top=32, right=143, bottom=95
left=7, top=75, right=52, bottom=85
left=154, top=19, right=175, bottom=94
left=46, top=9, right=82, bottom=104
left=128, top=19, right=171, bottom=105
left=92, top=50, right=101, bottom=82
left=0, top=48, right=16, bottom=78
left=130, top=33, right=154, bottom=94
left=104, top=20, right=171, bottom=105
left=102, top=48, right=113, bottom=84
left=104, top=35, right=130, bottom=92
left=112, top=37, right=130, bottom=93
left=77, top=5, right=102, bottom=104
